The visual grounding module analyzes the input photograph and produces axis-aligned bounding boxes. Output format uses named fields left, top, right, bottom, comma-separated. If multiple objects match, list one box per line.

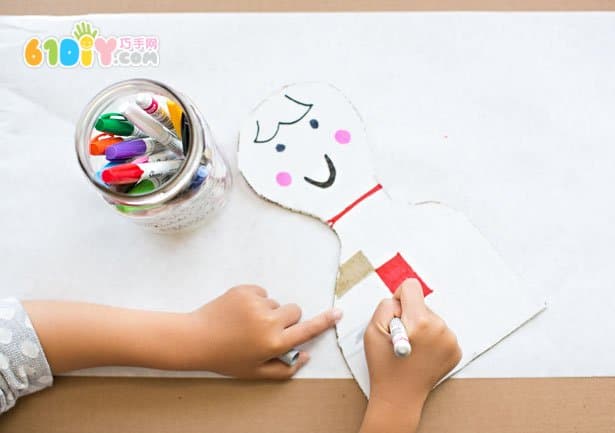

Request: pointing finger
left=282, top=308, right=342, bottom=349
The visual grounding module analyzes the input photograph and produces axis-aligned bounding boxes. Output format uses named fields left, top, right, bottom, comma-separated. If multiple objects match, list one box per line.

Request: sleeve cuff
left=0, top=298, right=53, bottom=413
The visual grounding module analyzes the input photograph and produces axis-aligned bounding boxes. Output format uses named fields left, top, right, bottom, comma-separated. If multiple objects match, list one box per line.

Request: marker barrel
left=147, top=149, right=182, bottom=163
left=278, top=349, right=300, bottom=366
left=101, top=160, right=182, bottom=185
left=389, top=318, right=411, bottom=358
left=123, top=104, right=183, bottom=154
left=136, top=93, right=176, bottom=131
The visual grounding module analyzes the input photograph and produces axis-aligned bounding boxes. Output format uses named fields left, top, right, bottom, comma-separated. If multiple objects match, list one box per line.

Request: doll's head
left=239, top=83, right=375, bottom=221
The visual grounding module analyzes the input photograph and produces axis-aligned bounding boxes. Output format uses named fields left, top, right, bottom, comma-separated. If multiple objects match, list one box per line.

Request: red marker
left=101, top=160, right=182, bottom=185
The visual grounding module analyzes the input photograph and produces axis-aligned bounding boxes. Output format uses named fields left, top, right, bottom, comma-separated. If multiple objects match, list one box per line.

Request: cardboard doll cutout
left=238, top=83, right=545, bottom=395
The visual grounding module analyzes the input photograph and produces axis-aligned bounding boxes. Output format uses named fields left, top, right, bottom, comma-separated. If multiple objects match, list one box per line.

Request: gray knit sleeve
left=0, top=298, right=53, bottom=414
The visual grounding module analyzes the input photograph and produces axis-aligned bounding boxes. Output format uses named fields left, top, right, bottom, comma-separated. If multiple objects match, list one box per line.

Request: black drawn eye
left=309, top=119, right=319, bottom=129
left=276, top=143, right=286, bottom=152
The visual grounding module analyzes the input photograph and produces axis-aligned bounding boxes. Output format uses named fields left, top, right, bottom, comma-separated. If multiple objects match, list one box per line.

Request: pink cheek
left=334, top=129, right=351, bottom=144
left=276, top=171, right=292, bottom=187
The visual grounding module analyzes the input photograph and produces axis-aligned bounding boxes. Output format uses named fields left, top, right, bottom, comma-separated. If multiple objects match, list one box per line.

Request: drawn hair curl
left=253, top=95, right=313, bottom=143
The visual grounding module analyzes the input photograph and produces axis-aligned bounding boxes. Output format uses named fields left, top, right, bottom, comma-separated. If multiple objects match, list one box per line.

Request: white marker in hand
left=389, top=317, right=411, bottom=357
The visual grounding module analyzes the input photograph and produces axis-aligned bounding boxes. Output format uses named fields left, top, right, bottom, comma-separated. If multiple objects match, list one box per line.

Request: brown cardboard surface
left=2, top=377, right=615, bottom=432
left=3, top=2, right=615, bottom=432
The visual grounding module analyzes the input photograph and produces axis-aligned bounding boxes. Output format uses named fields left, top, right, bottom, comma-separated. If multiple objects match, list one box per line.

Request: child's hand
left=181, top=285, right=342, bottom=379
left=24, top=286, right=340, bottom=379
left=359, top=278, right=461, bottom=433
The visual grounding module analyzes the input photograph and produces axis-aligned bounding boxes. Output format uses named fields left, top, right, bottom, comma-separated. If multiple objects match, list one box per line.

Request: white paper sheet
left=0, top=12, right=614, bottom=378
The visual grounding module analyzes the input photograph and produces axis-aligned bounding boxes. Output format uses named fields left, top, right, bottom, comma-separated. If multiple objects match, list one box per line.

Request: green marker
left=95, top=113, right=143, bottom=136
left=116, top=178, right=163, bottom=213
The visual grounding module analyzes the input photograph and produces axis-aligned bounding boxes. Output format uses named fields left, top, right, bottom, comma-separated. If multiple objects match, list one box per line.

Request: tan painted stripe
left=335, top=251, right=374, bottom=298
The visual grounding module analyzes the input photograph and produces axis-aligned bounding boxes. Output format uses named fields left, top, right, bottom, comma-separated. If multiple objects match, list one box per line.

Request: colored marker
left=95, top=161, right=121, bottom=182
left=127, top=150, right=180, bottom=165
left=101, top=160, right=182, bottom=185
left=95, top=113, right=144, bottom=137
left=132, top=155, right=150, bottom=164
left=146, top=149, right=182, bottom=163
left=180, top=113, right=190, bottom=154
left=105, top=138, right=168, bottom=162
left=116, top=176, right=168, bottom=213
left=166, top=99, right=183, bottom=138
left=389, top=318, right=411, bottom=357
left=90, top=133, right=123, bottom=155
left=123, top=104, right=183, bottom=154
left=128, top=176, right=167, bottom=195
left=136, top=93, right=175, bottom=131
left=189, top=165, right=208, bottom=189
left=278, top=349, right=300, bottom=366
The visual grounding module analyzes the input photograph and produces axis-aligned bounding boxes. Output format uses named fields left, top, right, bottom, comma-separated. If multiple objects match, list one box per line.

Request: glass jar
left=75, top=79, right=231, bottom=233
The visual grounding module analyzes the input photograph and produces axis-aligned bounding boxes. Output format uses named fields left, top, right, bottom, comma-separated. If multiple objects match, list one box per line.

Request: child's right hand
left=360, top=278, right=462, bottom=433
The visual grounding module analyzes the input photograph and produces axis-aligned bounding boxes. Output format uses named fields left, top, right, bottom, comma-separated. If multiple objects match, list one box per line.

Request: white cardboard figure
left=238, top=83, right=546, bottom=396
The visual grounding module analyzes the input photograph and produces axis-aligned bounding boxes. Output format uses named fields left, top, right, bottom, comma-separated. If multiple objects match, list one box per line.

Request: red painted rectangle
left=375, top=253, right=433, bottom=296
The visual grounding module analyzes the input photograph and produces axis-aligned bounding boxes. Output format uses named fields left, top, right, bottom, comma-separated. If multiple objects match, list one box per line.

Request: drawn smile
left=304, top=154, right=336, bottom=189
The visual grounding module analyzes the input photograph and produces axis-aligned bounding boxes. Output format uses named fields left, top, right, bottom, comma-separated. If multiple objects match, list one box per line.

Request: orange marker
left=90, top=133, right=124, bottom=155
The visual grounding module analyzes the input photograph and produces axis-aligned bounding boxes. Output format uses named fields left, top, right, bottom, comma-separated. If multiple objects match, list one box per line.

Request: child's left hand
left=178, top=284, right=342, bottom=378
left=24, top=285, right=342, bottom=380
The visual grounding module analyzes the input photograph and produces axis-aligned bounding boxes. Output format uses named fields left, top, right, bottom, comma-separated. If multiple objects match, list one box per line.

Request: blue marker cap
left=190, top=165, right=208, bottom=189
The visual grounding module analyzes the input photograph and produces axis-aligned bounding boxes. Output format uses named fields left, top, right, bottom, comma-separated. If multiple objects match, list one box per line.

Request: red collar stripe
left=327, top=184, right=383, bottom=227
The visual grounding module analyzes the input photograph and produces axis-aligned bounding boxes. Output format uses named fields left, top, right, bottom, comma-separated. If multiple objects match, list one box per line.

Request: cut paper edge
left=439, top=301, right=548, bottom=384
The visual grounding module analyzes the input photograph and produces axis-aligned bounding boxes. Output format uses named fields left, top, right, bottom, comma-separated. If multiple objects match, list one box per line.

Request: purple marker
left=105, top=138, right=164, bottom=161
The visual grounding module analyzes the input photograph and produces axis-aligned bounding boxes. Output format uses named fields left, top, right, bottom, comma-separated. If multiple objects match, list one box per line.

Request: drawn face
left=239, top=83, right=375, bottom=221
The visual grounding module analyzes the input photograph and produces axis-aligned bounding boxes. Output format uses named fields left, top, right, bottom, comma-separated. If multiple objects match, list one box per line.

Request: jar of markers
left=75, top=79, right=232, bottom=232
